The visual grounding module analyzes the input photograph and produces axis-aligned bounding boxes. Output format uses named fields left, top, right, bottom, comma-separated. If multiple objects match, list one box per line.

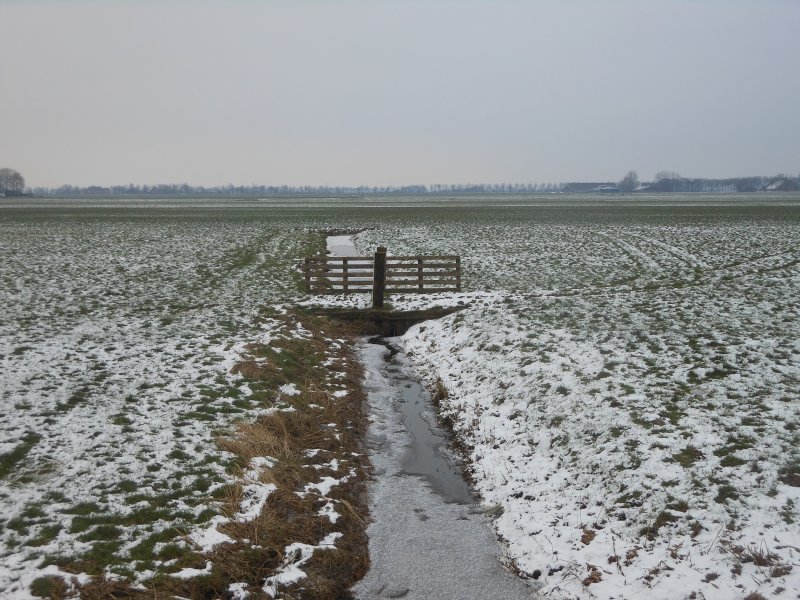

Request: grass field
left=1, top=195, right=799, bottom=599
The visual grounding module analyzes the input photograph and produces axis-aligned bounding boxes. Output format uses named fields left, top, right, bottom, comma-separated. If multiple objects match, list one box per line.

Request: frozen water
left=352, top=341, right=536, bottom=600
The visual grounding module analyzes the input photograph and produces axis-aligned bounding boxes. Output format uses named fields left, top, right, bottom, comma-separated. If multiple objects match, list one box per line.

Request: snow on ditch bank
left=388, top=289, right=800, bottom=599
left=338, top=217, right=800, bottom=599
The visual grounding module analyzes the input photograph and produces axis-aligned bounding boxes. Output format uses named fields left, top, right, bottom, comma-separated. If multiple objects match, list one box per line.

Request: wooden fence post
left=417, top=258, right=424, bottom=291
left=455, top=256, right=461, bottom=291
left=342, top=258, right=349, bottom=294
left=372, top=246, right=387, bottom=309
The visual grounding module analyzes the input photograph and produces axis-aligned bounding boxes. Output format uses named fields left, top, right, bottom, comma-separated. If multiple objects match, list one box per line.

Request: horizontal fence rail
left=304, top=256, right=374, bottom=294
left=302, top=250, right=461, bottom=298
left=384, top=255, right=461, bottom=293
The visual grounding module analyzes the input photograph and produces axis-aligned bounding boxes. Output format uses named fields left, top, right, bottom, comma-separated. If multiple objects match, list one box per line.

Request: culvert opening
left=306, top=306, right=467, bottom=336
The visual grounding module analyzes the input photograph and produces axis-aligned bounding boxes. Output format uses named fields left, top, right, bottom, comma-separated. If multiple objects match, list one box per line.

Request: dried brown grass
left=66, top=308, right=370, bottom=600
left=197, top=309, right=370, bottom=599
left=230, top=359, right=275, bottom=380
left=75, top=579, right=153, bottom=599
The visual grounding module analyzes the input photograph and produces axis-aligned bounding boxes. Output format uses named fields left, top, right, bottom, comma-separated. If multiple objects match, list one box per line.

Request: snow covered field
left=349, top=197, right=800, bottom=599
left=0, top=199, right=329, bottom=595
left=2, top=195, right=798, bottom=599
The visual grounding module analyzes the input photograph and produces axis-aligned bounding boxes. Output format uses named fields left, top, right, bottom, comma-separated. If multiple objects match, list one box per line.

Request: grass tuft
left=673, top=445, right=703, bottom=468
left=0, top=432, right=42, bottom=479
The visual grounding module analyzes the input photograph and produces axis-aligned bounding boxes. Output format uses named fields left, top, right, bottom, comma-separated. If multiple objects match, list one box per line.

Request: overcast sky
left=1, top=0, right=799, bottom=188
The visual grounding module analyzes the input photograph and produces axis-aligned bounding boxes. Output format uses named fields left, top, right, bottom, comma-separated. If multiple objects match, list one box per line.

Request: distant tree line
left=648, top=173, right=799, bottom=193
left=9, top=168, right=800, bottom=197
left=33, top=181, right=568, bottom=197
left=564, top=171, right=800, bottom=194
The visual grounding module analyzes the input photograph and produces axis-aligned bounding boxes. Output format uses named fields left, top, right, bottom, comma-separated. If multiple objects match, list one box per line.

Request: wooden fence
left=303, top=247, right=461, bottom=307
left=303, top=255, right=375, bottom=294
left=383, top=255, right=461, bottom=293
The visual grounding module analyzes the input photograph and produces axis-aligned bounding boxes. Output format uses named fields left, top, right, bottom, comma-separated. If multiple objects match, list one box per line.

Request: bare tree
left=619, top=170, right=639, bottom=193
left=654, top=170, right=681, bottom=182
left=0, top=168, right=25, bottom=195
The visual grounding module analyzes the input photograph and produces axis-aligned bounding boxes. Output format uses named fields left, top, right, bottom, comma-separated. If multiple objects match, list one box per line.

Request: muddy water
left=352, top=340, right=535, bottom=600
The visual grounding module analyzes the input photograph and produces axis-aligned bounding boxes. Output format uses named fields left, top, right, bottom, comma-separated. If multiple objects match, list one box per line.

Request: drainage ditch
left=320, top=234, right=534, bottom=599
left=369, top=337, right=473, bottom=505
left=351, top=338, right=534, bottom=599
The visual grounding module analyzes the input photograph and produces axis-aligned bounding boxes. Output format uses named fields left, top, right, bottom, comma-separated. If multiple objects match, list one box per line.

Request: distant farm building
left=563, top=182, right=619, bottom=194
left=764, top=178, right=800, bottom=192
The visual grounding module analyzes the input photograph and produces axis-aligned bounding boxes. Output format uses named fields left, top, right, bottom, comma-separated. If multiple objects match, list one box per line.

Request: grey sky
left=1, top=0, right=799, bottom=188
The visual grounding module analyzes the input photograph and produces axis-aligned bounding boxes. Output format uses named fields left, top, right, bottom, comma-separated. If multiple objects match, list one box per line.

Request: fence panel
left=384, top=255, right=460, bottom=293
left=303, top=256, right=374, bottom=294
left=303, top=252, right=461, bottom=296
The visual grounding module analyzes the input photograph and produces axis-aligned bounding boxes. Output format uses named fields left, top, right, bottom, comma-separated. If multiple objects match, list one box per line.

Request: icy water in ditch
left=326, top=234, right=360, bottom=257
left=325, top=236, right=535, bottom=599
left=371, top=338, right=473, bottom=504
left=351, top=341, right=535, bottom=600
